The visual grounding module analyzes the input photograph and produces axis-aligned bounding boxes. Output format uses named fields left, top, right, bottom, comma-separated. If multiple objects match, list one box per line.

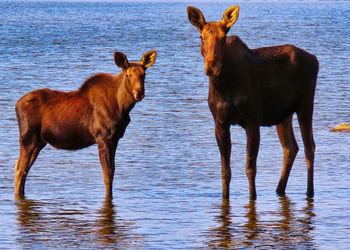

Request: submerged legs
left=15, top=134, right=46, bottom=199
left=245, top=126, right=260, bottom=200
left=297, top=111, right=315, bottom=198
left=97, top=138, right=118, bottom=199
left=215, top=122, right=231, bottom=199
left=276, top=115, right=299, bottom=196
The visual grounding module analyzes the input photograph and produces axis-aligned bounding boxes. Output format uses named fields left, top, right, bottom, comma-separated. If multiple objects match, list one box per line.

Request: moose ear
left=221, top=5, right=240, bottom=32
left=187, top=6, right=206, bottom=32
left=141, top=50, right=157, bottom=68
left=114, top=52, right=129, bottom=70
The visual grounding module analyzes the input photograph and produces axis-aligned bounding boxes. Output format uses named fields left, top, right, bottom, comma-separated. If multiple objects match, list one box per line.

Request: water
left=1, top=1, right=350, bottom=248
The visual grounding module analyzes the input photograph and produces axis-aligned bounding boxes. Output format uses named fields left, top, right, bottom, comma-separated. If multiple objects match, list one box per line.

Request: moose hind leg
left=15, top=135, right=46, bottom=199
left=276, top=115, right=299, bottom=196
left=297, top=109, right=315, bottom=198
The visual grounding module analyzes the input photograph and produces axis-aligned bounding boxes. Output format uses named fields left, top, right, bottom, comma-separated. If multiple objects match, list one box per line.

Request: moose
left=14, top=50, right=157, bottom=199
left=187, top=5, right=319, bottom=200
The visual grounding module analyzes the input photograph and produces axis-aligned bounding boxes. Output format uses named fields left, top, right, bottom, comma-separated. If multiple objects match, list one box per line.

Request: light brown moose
left=15, top=50, right=157, bottom=199
left=187, top=5, right=318, bottom=200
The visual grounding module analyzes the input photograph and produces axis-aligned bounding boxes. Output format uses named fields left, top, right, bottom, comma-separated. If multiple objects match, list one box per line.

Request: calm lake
left=0, top=1, right=350, bottom=248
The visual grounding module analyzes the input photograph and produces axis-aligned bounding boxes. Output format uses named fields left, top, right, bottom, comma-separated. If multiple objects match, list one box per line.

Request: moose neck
left=117, top=72, right=136, bottom=114
left=209, top=35, right=251, bottom=92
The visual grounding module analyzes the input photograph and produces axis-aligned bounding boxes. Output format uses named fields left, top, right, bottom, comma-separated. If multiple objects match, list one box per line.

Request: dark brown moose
left=15, top=50, right=157, bottom=199
left=188, top=5, right=318, bottom=200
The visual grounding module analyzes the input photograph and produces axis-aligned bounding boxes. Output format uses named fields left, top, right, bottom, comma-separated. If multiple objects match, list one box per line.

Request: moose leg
left=297, top=110, right=315, bottom=198
left=15, top=135, right=46, bottom=199
left=276, top=115, right=299, bottom=196
left=97, top=139, right=118, bottom=199
left=215, top=122, right=231, bottom=199
left=245, top=126, right=260, bottom=200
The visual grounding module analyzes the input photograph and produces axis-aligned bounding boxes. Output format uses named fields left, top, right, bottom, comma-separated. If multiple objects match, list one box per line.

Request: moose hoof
left=306, top=191, right=314, bottom=198
left=276, top=190, right=286, bottom=197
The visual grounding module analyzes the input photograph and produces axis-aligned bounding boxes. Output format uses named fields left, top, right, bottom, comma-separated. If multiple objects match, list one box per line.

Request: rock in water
left=331, top=123, right=350, bottom=132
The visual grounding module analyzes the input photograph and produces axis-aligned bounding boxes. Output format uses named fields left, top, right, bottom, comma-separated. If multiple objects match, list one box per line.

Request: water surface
left=0, top=1, right=350, bottom=248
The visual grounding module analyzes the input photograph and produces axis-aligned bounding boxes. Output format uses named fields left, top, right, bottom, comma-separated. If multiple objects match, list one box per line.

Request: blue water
left=1, top=1, right=350, bottom=248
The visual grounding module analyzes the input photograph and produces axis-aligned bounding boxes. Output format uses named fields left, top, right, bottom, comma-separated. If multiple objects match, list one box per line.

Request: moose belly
left=41, top=123, right=95, bottom=150
left=261, top=98, right=298, bottom=126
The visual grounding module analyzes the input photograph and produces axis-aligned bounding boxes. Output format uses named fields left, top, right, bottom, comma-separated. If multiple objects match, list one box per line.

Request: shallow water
left=1, top=1, right=350, bottom=248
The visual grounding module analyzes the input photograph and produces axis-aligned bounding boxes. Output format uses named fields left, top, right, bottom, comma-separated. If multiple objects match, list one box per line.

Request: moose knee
left=285, top=143, right=299, bottom=158
left=245, top=166, right=256, bottom=177
left=221, top=171, right=231, bottom=182
left=304, top=142, right=315, bottom=159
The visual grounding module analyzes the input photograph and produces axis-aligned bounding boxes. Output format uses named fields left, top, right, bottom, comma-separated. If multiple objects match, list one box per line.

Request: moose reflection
left=15, top=50, right=157, bottom=199
left=16, top=199, right=140, bottom=248
left=187, top=6, right=319, bottom=199
left=206, top=197, right=315, bottom=248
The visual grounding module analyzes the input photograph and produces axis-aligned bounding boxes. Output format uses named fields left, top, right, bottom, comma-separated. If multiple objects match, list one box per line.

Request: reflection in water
left=16, top=198, right=142, bottom=248
left=16, top=199, right=44, bottom=235
left=206, top=199, right=237, bottom=248
left=243, top=200, right=259, bottom=245
left=206, top=197, right=316, bottom=248
left=95, top=198, right=143, bottom=246
left=273, top=197, right=315, bottom=248
left=96, top=199, right=118, bottom=244
left=208, top=199, right=233, bottom=248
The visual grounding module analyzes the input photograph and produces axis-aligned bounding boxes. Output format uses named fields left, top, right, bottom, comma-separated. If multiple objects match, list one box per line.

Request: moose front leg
left=97, top=138, right=118, bottom=199
left=215, top=122, right=231, bottom=200
left=245, top=126, right=260, bottom=200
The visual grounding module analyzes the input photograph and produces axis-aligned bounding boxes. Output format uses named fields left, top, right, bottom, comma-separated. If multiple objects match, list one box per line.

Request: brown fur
left=14, top=50, right=157, bottom=199
left=188, top=6, right=318, bottom=200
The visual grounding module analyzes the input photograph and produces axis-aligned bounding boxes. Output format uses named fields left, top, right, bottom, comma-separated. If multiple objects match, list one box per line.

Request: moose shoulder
left=15, top=50, right=157, bottom=199
left=188, top=5, right=318, bottom=200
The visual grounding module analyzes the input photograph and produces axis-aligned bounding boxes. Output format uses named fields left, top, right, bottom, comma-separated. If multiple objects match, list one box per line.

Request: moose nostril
left=133, top=90, right=144, bottom=101
left=205, top=67, right=213, bottom=76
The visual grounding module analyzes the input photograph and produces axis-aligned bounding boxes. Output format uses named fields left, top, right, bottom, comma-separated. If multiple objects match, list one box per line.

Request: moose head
left=114, top=50, right=157, bottom=101
left=187, top=6, right=240, bottom=76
